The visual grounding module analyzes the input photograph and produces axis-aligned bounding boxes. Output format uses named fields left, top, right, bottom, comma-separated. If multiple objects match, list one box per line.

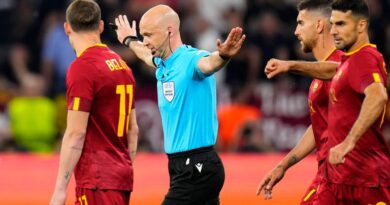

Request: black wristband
left=122, top=35, right=139, bottom=47
left=219, top=53, right=230, bottom=61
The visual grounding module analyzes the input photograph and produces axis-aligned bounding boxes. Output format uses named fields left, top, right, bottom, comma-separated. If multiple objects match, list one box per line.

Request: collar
left=161, top=44, right=186, bottom=66
left=344, top=43, right=376, bottom=56
left=321, top=48, right=337, bottom=61
left=77, top=43, right=107, bottom=57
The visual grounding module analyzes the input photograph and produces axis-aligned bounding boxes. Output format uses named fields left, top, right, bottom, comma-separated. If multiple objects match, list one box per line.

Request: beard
left=301, top=39, right=314, bottom=53
left=334, top=37, right=354, bottom=52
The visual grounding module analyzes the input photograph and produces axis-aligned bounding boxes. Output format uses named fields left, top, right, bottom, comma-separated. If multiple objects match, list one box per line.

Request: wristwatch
left=122, top=36, right=139, bottom=47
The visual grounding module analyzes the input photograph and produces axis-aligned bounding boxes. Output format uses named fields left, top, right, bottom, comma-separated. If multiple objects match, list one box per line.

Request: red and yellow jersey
left=66, top=44, right=136, bottom=191
left=308, top=49, right=343, bottom=162
left=326, top=44, right=390, bottom=186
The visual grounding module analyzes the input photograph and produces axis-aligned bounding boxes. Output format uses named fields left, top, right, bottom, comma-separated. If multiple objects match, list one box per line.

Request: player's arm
left=197, top=27, right=246, bottom=75
left=50, top=110, right=89, bottom=205
left=114, top=15, right=155, bottom=68
left=127, top=109, right=139, bottom=162
left=265, top=59, right=338, bottom=80
left=256, top=125, right=316, bottom=199
left=329, top=82, right=387, bottom=165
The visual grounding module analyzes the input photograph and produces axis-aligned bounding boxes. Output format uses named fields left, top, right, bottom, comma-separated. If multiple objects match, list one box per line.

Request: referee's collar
left=163, top=44, right=186, bottom=65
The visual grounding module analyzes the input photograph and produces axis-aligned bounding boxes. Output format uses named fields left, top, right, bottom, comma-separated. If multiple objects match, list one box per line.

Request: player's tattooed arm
left=64, top=171, right=71, bottom=181
left=286, top=155, right=299, bottom=168
left=279, top=125, right=316, bottom=171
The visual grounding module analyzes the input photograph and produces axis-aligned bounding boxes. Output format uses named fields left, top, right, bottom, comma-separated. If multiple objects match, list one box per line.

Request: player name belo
left=105, top=58, right=130, bottom=71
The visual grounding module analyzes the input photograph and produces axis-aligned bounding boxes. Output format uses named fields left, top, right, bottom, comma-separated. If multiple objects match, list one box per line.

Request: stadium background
left=0, top=0, right=389, bottom=204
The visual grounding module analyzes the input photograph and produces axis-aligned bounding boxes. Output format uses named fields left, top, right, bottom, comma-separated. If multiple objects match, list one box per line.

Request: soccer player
left=256, top=1, right=343, bottom=204
left=113, top=5, right=245, bottom=205
left=263, top=0, right=390, bottom=203
left=49, top=1, right=138, bottom=205
left=320, top=0, right=390, bottom=203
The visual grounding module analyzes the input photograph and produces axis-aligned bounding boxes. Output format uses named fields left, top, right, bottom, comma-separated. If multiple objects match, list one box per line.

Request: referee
left=114, top=4, right=245, bottom=205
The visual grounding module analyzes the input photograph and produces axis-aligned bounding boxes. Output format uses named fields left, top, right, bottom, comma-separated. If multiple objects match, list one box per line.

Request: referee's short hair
left=66, top=0, right=101, bottom=32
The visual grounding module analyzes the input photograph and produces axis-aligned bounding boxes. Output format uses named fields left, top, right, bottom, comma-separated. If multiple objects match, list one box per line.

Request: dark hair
left=332, top=0, right=369, bottom=19
left=297, top=0, right=332, bottom=16
left=66, top=0, right=101, bottom=32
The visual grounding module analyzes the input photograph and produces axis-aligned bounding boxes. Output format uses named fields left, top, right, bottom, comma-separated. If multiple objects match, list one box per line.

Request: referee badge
left=162, top=81, right=175, bottom=102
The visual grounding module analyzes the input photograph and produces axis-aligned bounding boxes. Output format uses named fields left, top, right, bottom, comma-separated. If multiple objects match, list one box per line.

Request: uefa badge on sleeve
left=162, top=81, right=175, bottom=102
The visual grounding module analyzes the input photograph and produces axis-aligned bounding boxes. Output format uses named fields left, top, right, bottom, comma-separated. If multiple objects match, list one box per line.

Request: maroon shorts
left=75, top=187, right=131, bottom=205
left=300, top=161, right=326, bottom=205
left=316, top=182, right=390, bottom=205
left=300, top=176, right=322, bottom=205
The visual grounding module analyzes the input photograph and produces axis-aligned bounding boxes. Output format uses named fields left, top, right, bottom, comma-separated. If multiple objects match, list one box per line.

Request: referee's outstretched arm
left=197, top=27, right=246, bottom=75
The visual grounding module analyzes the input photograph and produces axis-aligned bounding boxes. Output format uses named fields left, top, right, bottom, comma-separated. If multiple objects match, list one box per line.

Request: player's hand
left=49, top=189, right=67, bottom=205
left=329, top=141, right=355, bottom=165
left=256, top=165, right=285, bottom=200
left=217, top=27, right=246, bottom=59
left=264, top=58, right=291, bottom=79
left=114, top=15, right=138, bottom=45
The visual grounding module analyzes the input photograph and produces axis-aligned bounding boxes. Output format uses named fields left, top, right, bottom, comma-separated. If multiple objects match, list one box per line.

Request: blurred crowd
left=1, top=0, right=390, bottom=153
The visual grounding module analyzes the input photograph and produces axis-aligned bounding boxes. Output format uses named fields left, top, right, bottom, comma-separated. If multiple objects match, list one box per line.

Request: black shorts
left=162, top=146, right=225, bottom=205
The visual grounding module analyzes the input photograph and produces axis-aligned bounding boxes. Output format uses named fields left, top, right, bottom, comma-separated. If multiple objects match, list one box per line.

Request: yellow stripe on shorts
left=73, top=97, right=80, bottom=111
left=303, top=188, right=316, bottom=202
left=373, top=73, right=381, bottom=83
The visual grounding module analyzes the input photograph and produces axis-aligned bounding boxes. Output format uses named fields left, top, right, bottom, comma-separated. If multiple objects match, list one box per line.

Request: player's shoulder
left=356, top=45, right=382, bottom=57
left=328, top=49, right=344, bottom=62
left=67, top=58, right=97, bottom=80
left=349, top=45, right=382, bottom=63
left=69, top=57, right=92, bottom=70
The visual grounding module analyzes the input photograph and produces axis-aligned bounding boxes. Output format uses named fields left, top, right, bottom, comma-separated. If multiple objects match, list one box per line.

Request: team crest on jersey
left=163, top=81, right=175, bottom=102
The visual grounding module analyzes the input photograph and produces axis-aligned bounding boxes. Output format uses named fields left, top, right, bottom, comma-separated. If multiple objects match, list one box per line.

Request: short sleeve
left=348, top=51, right=384, bottom=94
left=192, top=50, right=211, bottom=80
left=66, top=59, right=94, bottom=112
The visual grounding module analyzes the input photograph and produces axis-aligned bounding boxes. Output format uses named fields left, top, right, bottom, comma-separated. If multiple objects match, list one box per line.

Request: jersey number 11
left=116, top=84, right=133, bottom=137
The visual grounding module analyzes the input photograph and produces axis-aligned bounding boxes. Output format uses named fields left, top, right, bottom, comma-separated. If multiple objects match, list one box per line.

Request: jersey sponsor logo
left=162, top=81, right=175, bottom=102
left=195, top=163, right=203, bottom=173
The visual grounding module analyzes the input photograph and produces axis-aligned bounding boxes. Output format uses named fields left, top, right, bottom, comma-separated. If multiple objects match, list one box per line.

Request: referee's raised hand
left=217, top=27, right=246, bottom=59
left=114, top=15, right=138, bottom=45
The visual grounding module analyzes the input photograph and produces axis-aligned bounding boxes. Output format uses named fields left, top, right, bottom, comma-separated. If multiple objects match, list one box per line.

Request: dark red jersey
left=66, top=44, right=136, bottom=191
left=308, top=49, right=343, bottom=162
left=326, top=44, right=390, bottom=187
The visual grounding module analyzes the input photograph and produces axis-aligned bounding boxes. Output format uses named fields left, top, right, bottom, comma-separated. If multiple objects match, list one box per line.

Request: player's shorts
left=162, top=146, right=225, bottom=205
left=75, top=187, right=130, bottom=205
left=316, top=182, right=390, bottom=205
left=300, top=161, right=326, bottom=205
